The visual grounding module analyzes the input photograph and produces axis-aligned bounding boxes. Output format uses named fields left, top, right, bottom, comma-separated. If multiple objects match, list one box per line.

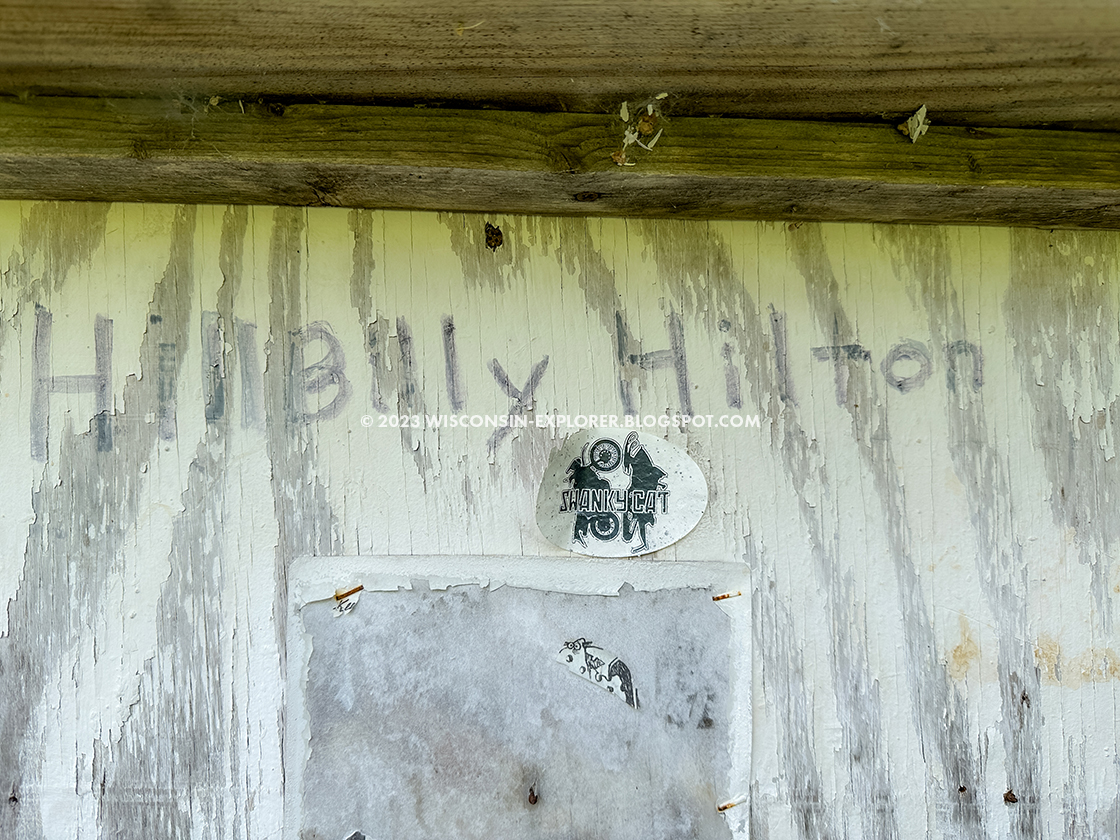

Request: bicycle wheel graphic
left=589, top=513, right=621, bottom=541
left=589, top=438, right=623, bottom=472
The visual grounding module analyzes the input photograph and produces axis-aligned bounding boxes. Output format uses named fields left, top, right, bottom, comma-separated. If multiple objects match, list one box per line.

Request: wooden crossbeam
left=3, top=96, right=1120, bottom=227
left=2, top=1, right=1120, bottom=129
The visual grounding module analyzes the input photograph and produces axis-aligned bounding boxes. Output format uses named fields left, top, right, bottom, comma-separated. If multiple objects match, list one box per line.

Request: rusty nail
left=574, top=192, right=602, bottom=202
left=1004, top=789, right=1018, bottom=804
left=717, top=794, right=747, bottom=812
left=712, top=591, right=742, bottom=602
left=528, top=786, right=538, bottom=805
left=335, top=584, right=364, bottom=601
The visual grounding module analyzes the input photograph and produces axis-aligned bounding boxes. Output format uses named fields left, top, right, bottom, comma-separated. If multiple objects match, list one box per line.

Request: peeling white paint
left=0, top=205, right=1118, bottom=839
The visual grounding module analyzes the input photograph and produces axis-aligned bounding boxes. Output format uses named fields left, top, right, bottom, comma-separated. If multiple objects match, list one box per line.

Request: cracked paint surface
left=0, top=204, right=1116, bottom=839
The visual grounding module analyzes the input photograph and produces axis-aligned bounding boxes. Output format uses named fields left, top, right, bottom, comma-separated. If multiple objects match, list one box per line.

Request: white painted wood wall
left=0, top=202, right=1116, bottom=839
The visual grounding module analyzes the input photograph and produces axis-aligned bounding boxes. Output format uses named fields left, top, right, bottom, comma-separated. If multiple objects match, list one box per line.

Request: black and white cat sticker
left=536, top=429, right=707, bottom=557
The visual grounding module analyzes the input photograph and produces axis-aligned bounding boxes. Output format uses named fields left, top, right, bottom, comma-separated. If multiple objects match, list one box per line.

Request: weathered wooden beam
left=2, top=0, right=1120, bottom=129
left=3, top=96, right=1120, bottom=228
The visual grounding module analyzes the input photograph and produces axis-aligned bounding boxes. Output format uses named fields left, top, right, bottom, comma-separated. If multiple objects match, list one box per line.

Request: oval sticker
left=536, top=429, right=708, bottom=557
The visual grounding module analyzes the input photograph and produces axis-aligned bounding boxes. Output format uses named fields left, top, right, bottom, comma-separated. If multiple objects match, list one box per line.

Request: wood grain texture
left=2, top=0, right=1120, bottom=129
left=4, top=96, right=1120, bottom=228
left=1, top=206, right=1119, bottom=839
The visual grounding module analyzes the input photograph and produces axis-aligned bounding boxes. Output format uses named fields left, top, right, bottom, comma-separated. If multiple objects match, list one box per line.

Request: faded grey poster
left=297, top=584, right=733, bottom=840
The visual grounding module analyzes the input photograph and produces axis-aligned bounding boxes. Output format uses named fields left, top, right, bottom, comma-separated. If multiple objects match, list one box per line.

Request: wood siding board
left=1, top=206, right=1119, bottom=838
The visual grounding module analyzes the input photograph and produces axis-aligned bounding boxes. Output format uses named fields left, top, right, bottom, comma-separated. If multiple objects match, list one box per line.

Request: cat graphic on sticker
left=564, top=433, right=667, bottom=551
left=558, top=637, right=639, bottom=709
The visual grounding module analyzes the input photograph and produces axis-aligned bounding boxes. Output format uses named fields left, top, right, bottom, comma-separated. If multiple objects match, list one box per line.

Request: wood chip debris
left=898, top=104, right=930, bottom=143
left=614, top=93, right=670, bottom=165
left=454, top=20, right=484, bottom=36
